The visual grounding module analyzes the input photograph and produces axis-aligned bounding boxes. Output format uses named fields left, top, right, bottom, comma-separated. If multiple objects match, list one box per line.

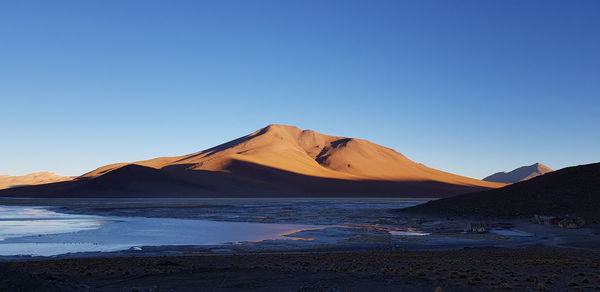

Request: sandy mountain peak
left=82, top=124, right=504, bottom=185
left=532, top=162, right=553, bottom=172
left=483, top=162, right=554, bottom=183
left=3, top=124, right=504, bottom=197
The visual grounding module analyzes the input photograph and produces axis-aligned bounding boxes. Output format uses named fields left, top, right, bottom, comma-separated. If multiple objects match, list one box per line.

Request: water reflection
left=0, top=206, right=103, bottom=241
left=0, top=205, right=322, bottom=256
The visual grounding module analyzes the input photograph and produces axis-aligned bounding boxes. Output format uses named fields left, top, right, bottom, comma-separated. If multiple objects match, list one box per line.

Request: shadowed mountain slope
left=483, top=163, right=553, bottom=183
left=0, top=124, right=503, bottom=198
left=405, top=162, right=600, bottom=221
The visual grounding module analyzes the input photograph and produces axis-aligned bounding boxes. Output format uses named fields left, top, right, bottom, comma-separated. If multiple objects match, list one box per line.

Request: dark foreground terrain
left=2, top=247, right=599, bottom=292
left=406, top=163, right=600, bottom=222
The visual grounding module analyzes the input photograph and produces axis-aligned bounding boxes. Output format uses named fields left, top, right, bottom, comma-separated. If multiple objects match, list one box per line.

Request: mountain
left=0, top=124, right=504, bottom=198
left=483, top=163, right=553, bottom=183
left=0, top=172, right=72, bottom=189
left=405, top=162, right=600, bottom=221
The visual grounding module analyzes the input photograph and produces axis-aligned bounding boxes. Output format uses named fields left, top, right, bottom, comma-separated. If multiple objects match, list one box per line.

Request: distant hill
left=0, top=124, right=503, bottom=198
left=0, top=172, right=71, bottom=189
left=405, top=163, right=600, bottom=222
left=483, top=163, right=553, bottom=183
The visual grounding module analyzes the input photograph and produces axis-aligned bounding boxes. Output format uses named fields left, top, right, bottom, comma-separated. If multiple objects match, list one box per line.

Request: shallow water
left=59, top=198, right=426, bottom=225
left=389, top=230, right=431, bottom=236
left=490, top=229, right=533, bottom=237
left=0, top=206, right=104, bottom=241
left=0, top=205, right=322, bottom=256
left=0, top=199, right=540, bottom=257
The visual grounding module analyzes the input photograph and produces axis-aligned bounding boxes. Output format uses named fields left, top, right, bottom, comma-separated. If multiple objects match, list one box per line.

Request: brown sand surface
left=0, top=125, right=503, bottom=198
left=483, top=163, right=554, bottom=183
left=2, top=247, right=599, bottom=291
left=0, top=172, right=71, bottom=189
left=80, top=125, right=503, bottom=186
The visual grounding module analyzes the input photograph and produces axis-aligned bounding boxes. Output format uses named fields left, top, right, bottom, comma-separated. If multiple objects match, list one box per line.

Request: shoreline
left=2, top=200, right=599, bottom=260
left=1, top=198, right=599, bottom=291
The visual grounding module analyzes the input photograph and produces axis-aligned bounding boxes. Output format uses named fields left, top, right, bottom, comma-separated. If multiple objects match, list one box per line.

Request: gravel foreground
left=1, top=246, right=599, bottom=292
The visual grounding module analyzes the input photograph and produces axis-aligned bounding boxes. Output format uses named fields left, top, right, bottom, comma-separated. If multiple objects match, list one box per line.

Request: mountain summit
left=483, top=163, right=553, bottom=183
left=1, top=125, right=503, bottom=197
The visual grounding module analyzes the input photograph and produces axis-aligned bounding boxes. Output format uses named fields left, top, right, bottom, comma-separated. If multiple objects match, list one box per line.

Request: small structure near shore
left=557, top=217, right=585, bottom=229
left=533, top=215, right=559, bottom=225
left=464, top=222, right=487, bottom=233
left=533, top=214, right=585, bottom=228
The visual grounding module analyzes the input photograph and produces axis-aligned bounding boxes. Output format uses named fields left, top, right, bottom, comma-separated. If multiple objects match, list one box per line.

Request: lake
left=2, top=199, right=492, bottom=257
left=0, top=205, right=325, bottom=256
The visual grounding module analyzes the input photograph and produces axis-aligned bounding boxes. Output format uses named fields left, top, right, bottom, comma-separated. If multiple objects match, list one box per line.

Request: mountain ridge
left=483, top=163, right=553, bottom=183
left=0, top=172, right=71, bottom=189
left=405, top=162, right=600, bottom=221
left=0, top=124, right=504, bottom=197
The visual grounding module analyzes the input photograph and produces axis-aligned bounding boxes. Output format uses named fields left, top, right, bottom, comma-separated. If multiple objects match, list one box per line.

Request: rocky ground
left=2, top=246, right=600, bottom=291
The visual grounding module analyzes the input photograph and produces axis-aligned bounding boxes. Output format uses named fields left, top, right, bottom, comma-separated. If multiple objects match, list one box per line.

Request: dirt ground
left=2, top=246, right=599, bottom=292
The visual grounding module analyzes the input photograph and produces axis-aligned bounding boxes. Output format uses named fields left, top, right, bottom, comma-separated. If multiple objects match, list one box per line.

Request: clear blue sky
left=1, top=0, right=599, bottom=178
